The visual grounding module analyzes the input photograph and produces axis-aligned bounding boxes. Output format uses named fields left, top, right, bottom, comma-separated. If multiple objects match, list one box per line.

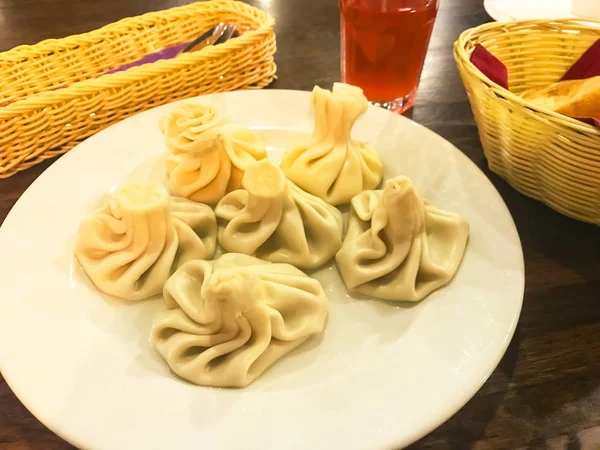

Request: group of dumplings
left=74, top=82, right=470, bottom=388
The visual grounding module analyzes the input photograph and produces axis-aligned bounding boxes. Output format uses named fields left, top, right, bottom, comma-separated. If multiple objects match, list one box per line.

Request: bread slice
left=522, top=75, right=600, bottom=118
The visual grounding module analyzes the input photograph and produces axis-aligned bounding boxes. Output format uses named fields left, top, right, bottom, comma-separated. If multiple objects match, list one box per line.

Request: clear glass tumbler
left=340, top=0, right=440, bottom=113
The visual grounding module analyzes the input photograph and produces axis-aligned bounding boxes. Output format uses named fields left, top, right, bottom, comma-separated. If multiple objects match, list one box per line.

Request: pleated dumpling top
left=160, top=102, right=267, bottom=204
left=215, top=159, right=343, bottom=269
left=75, top=181, right=217, bottom=301
left=152, top=254, right=328, bottom=387
left=280, top=83, right=383, bottom=205
left=336, top=176, right=470, bottom=302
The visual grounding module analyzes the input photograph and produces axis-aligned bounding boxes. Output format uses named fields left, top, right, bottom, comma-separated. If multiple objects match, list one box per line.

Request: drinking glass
left=340, top=0, right=440, bottom=113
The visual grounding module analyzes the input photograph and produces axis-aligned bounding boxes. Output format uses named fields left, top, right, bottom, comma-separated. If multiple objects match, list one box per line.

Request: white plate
left=0, top=90, right=524, bottom=450
left=484, top=0, right=574, bottom=21
left=484, top=0, right=600, bottom=21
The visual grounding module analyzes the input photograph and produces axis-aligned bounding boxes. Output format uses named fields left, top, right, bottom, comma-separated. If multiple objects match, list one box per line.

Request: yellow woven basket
left=0, top=0, right=276, bottom=178
left=454, top=19, right=600, bottom=224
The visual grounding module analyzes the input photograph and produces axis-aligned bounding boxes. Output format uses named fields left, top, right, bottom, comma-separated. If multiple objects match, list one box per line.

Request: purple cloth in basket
left=469, top=44, right=508, bottom=90
left=469, top=40, right=600, bottom=128
left=106, top=42, right=188, bottom=74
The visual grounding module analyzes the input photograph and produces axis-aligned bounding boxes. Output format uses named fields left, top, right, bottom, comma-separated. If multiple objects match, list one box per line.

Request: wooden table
left=1, top=0, right=599, bottom=449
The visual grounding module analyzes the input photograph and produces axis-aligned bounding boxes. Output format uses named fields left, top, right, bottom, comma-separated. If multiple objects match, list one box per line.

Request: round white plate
left=484, top=0, right=575, bottom=21
left=0, top=90, right=524, bottom=450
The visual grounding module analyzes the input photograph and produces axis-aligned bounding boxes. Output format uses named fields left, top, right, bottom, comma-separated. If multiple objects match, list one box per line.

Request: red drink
left=340, top=0, right=439, bottom=113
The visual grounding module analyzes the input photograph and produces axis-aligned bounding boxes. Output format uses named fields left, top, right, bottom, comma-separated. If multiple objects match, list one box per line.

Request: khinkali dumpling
left=215, top=159, right=343, bottom=269
left=75, top=182, right=217, bottom=301
left=280, top=83, right=383, bottom=205
left=152, top=253, right=328, bottom=387
left=336, top=176, right=470, bottom=301
left=160, top=102, right=267, bottom=204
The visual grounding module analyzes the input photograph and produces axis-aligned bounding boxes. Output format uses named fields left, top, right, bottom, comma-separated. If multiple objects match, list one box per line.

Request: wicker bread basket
left=0, top=0, right=276, bottom=178
left=454, top=19, right=600, bottom=224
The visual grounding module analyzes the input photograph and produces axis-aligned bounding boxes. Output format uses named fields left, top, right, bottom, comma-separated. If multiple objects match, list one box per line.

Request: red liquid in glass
left=340, top=0, right=439, bottom=109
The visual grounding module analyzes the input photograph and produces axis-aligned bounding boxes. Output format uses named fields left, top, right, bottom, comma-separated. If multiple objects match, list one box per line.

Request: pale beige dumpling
left=336, top=176, right=470, bottom=302
left=75, top=182, right=217, bottom=301
left=280, top=83, right=383, bottom=205
left=152, top=253, right=328, bottom=388
left=215, top=159, right=344, bottom=269
left=160, top=102, right=267, bottom=204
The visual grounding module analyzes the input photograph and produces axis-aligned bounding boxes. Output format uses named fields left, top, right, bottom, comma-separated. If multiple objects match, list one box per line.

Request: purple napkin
left=469, top=40, right=600, bottom=127
left=562, top=39, right=600, bottom=81
left=469, top=44, right=509, bottom=90
left=560, top=39, right=600, bottom=127
left=106, top=42, right=188, bottom=74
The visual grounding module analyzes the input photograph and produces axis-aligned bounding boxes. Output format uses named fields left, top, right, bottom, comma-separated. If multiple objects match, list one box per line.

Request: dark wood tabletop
left=1, top=0, right=599, bottom=449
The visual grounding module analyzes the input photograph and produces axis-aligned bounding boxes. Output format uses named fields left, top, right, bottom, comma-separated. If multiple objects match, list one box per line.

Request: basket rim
left=454, top=18, right=600, bottom=136
left=1, top=0, right=260, bottom=59
left=0, top=0, right=275, bottom=118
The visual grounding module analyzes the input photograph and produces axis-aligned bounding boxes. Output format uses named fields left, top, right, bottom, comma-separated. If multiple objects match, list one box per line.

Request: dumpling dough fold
left=75, top=182, right=217, bottom=301
left=160, top=102, right=267, bottom=204
left=280, top=83, right=383, bottom=205
left=335, top=176, right=470, bottom=301
left=215, top=159, right=344, bottom=269
left=152, top=253, right=328, bottom=387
